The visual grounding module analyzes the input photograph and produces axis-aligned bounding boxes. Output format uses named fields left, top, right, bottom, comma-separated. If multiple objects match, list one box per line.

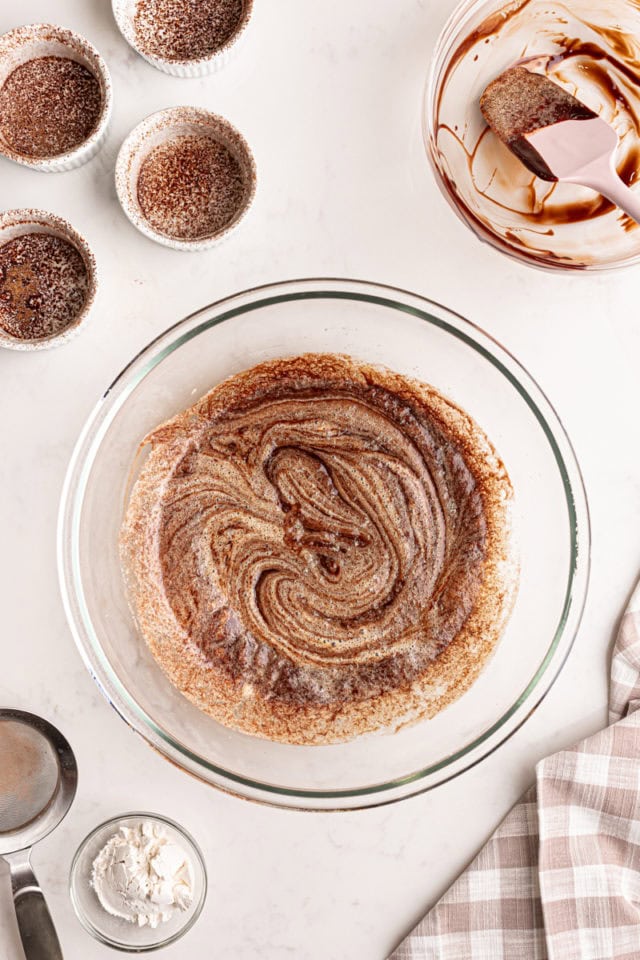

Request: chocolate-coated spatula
left=481, top=66, right=640, bottom=225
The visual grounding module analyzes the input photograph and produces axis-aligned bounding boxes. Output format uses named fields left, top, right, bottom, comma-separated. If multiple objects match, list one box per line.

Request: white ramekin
left=111, top=0, right=254, bottom=77
left=0, top=210, right=98, bottom=351
left=0, top=24, right=112, bottom=173
left=115, top=106, right=257, bottom=251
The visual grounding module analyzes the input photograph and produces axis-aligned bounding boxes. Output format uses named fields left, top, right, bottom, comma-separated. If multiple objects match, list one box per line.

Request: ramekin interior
left=0, top=24, right=112, bottom=170
left=115, top=107, right=256, bottom=251
left=112, top=0, right=254, bottom=74
left=0, top=209, right=97, bottom=350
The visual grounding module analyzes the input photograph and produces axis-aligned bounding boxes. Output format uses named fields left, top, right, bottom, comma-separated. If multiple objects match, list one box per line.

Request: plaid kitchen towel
left=391, top=582, right=640, bottom=960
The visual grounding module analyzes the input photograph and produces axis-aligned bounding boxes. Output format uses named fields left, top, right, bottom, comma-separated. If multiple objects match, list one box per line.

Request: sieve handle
left=5, top=851, right=63, bottom=960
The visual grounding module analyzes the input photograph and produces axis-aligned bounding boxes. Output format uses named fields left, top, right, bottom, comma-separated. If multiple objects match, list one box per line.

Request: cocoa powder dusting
left=0, top=233, right=89, bottom=341
left=134, top=0, right=245, bottom=61
left=137, top=134, right=246, bottom=241
left=0, top=57, right=102, bottom=159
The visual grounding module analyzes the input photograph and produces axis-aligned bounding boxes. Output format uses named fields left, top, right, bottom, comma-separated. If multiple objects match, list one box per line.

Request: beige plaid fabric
left=391, top=583, right=640, bottom=960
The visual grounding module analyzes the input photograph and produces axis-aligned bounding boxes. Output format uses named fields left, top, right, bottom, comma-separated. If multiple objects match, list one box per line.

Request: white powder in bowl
left=91, top=820, right=193, bottom=928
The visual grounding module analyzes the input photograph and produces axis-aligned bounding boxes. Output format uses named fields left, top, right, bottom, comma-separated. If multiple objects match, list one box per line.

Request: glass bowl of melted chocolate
left=426, top=0, right=640, bottom=270
left=58, top=279, right=589, bottom=809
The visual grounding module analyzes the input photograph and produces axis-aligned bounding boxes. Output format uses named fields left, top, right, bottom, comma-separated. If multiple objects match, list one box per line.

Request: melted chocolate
left=434, top=2, right=640, bottom=265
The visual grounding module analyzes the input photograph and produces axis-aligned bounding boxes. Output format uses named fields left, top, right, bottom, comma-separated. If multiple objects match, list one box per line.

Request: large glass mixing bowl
left=58, top=279, right=590, bottom=810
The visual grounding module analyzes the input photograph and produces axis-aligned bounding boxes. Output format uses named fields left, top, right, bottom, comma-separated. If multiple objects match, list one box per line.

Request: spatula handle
left=5, top=851, right=63, bottom=960
left=600, top=177, right=640, bottom=227
left=577, top=160, right=640, bottom=227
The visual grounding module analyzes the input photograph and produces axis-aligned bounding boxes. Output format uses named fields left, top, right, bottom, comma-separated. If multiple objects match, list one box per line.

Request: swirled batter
left=121, top=354, right=516, bottom=744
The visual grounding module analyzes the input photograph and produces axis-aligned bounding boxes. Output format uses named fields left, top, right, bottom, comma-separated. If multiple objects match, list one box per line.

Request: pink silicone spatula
left=480, top=66, right=640, bottom=225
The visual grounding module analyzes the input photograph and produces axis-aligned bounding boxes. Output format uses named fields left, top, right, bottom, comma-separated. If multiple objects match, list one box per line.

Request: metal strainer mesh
left=0, top=718, right=59, bottom=834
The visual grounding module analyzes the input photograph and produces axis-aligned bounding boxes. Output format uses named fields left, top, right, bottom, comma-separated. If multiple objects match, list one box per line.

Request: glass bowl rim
left=68, top=810, right=207, bottom=952
left=57, top=277, right=591, bottom=809
left=423, top=0, right=640, bottom=273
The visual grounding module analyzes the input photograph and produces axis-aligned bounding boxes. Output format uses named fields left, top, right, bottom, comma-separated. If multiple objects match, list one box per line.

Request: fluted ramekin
left=111, top=0, right=254, bottom=77
left=0, top=209, right=98, bottom=351
left=115, top=106, right=257, bottom=251
left=0, top=24, right=112, bottom=172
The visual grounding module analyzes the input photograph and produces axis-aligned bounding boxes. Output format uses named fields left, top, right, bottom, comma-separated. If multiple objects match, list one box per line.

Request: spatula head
left=480, top=67, right=597, bottom=181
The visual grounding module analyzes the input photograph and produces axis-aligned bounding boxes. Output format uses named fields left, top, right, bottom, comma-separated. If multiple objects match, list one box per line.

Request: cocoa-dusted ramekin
left=0, top=210, right=98, bottom=351
left=115, top=106, right=257, bottom=251
left=0, top=24, right=112, bottom=173
left=111, top=0, right=254, bottom=77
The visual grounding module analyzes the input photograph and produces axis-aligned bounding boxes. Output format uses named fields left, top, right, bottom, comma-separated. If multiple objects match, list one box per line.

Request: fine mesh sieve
left=0, top=720, right=59, bottom=834
left=0, top=709, right=77, bottom=960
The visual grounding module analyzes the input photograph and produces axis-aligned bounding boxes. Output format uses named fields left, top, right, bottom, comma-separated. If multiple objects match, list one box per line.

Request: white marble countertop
left=2, top=1, right=640, bottom=957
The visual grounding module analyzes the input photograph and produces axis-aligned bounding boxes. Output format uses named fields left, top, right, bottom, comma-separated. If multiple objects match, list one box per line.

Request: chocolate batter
left=120, top=354, right=516, bottom=744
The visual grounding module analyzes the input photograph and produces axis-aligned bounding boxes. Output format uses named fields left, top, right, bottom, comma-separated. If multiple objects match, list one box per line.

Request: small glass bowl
left=425, top=0, right=640, bottom=270
left=69, top=812, right=207, bottom=952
